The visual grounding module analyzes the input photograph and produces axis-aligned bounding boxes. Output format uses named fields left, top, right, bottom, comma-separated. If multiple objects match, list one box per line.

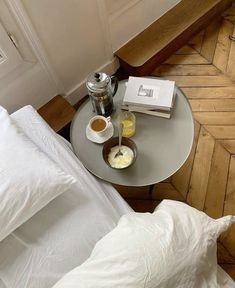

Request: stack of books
left=122, top=76, right=176, bottom=118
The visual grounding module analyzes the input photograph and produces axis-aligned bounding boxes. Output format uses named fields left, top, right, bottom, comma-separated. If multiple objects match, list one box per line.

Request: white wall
left=19, top=0, right=180, bottom=105
left=106, top=0, right=181, bottom=51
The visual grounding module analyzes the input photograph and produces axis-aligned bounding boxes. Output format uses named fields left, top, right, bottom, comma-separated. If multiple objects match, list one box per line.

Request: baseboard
left=64, top=57, right=120, bottom=105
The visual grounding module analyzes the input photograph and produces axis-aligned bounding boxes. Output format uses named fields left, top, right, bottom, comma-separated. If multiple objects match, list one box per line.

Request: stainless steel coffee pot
left=86, top=72, right=118, bottom=116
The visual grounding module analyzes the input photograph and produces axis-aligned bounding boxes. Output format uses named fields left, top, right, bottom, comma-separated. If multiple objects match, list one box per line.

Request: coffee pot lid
left=86, top=72, right=110, bottom=92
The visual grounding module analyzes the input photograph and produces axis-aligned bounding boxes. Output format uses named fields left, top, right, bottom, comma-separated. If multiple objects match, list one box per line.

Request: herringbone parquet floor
left=153, top=44, right=235, bottom=277
left=115, top=6, right=235, bottom=279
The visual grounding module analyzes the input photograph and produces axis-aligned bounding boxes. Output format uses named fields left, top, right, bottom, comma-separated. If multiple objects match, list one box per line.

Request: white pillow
left=52, top=200, right=235, bottom=288
left=0, top=106, right=76, bottom=241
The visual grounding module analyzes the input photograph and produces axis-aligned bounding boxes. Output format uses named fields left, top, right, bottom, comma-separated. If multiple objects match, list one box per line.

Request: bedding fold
left=52, top=201, right=235, bottom=288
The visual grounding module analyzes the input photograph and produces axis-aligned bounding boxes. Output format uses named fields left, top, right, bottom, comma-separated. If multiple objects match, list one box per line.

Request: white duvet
left=53, top=200, right=235, bottom=288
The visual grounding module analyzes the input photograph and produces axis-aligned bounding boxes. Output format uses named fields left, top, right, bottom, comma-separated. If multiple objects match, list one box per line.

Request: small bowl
left=102, top=137, right=137, bottom=169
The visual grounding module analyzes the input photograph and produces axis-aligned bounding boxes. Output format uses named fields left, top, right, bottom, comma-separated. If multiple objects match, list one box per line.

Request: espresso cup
left=88, top=115, right=110, bottom=137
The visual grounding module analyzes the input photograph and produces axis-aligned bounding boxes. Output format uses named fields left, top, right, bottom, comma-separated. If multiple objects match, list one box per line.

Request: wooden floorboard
left=205, top=125, right=235, bottom=139
left=175, top=45, right=198, bottom=54
left=203, top=142, right=230, bottom=218
left=213, top=19, right=234, bottom=72
left=194, top=111, right=235, bottom=125
left=154, top=64, right=220, bottom=76
left=189, top=99, right=235, bottom=111
left=164, top=54, right=210, bottom=65
left=160, top=75, right=235, bottom=87
left=182, top=86, right=235, bottom=99
left=220, top=140, right=235, bottom=153
left=152, top=183, right=185, bottom=201
left=186, top=127, right=215, bottom=210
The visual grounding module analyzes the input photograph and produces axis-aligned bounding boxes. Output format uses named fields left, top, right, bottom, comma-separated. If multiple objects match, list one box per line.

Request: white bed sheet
left=0, top=105, right=132, bottom=288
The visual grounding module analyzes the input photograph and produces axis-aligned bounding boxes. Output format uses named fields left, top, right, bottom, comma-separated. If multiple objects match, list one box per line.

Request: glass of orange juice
left=120, top=111, right=136, bottom=138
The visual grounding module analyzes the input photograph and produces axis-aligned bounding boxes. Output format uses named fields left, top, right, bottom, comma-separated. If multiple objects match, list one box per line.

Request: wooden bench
left=38, top=95, right=76, bottom=134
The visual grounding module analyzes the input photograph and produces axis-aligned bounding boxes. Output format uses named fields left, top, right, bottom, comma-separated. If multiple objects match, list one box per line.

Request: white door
left=0, top=0, right=59, bottom=113
left=0, top=21, right=23, bottom=79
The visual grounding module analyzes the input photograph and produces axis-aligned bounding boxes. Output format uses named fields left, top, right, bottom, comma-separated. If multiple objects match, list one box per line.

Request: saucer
left=86, top=122, right=114, bottom=144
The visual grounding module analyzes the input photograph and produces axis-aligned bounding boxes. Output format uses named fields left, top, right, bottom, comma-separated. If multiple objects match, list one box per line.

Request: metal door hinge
left=8, top=34, right=19, bottom=48
left=229, top=35, right=235, bottom=42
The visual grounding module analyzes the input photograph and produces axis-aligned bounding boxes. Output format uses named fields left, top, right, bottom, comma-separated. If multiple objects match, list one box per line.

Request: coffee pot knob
left=94, top=72, right=100, bottom=81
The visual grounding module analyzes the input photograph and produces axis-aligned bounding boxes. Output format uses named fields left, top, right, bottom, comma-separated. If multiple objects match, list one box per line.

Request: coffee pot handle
left=111, top=76, right=118, bottom=97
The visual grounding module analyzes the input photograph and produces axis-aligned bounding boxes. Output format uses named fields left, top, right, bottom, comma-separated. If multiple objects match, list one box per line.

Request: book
left=121, top=105, right=171, bottom=119
left=123, top=77, right=175, bottom=110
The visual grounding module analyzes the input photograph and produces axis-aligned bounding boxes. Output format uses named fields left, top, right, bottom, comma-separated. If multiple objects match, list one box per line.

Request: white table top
left=70, top=80, right=194, bottom=187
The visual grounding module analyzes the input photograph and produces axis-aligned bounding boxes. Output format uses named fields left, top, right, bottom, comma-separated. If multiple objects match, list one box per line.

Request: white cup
left=88, top=115, right=110, bottom=137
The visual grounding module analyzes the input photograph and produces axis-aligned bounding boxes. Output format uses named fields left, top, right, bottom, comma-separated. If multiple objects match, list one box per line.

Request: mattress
left=0, top=106, right=132, bottom=288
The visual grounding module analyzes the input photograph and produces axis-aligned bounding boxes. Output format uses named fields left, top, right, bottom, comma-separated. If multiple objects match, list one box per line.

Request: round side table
left=70, top=80, right=194, bottom=187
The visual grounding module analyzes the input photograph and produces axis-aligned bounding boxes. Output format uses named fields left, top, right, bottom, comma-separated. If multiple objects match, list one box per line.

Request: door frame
left=3, top=0, right=64, bottom=94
